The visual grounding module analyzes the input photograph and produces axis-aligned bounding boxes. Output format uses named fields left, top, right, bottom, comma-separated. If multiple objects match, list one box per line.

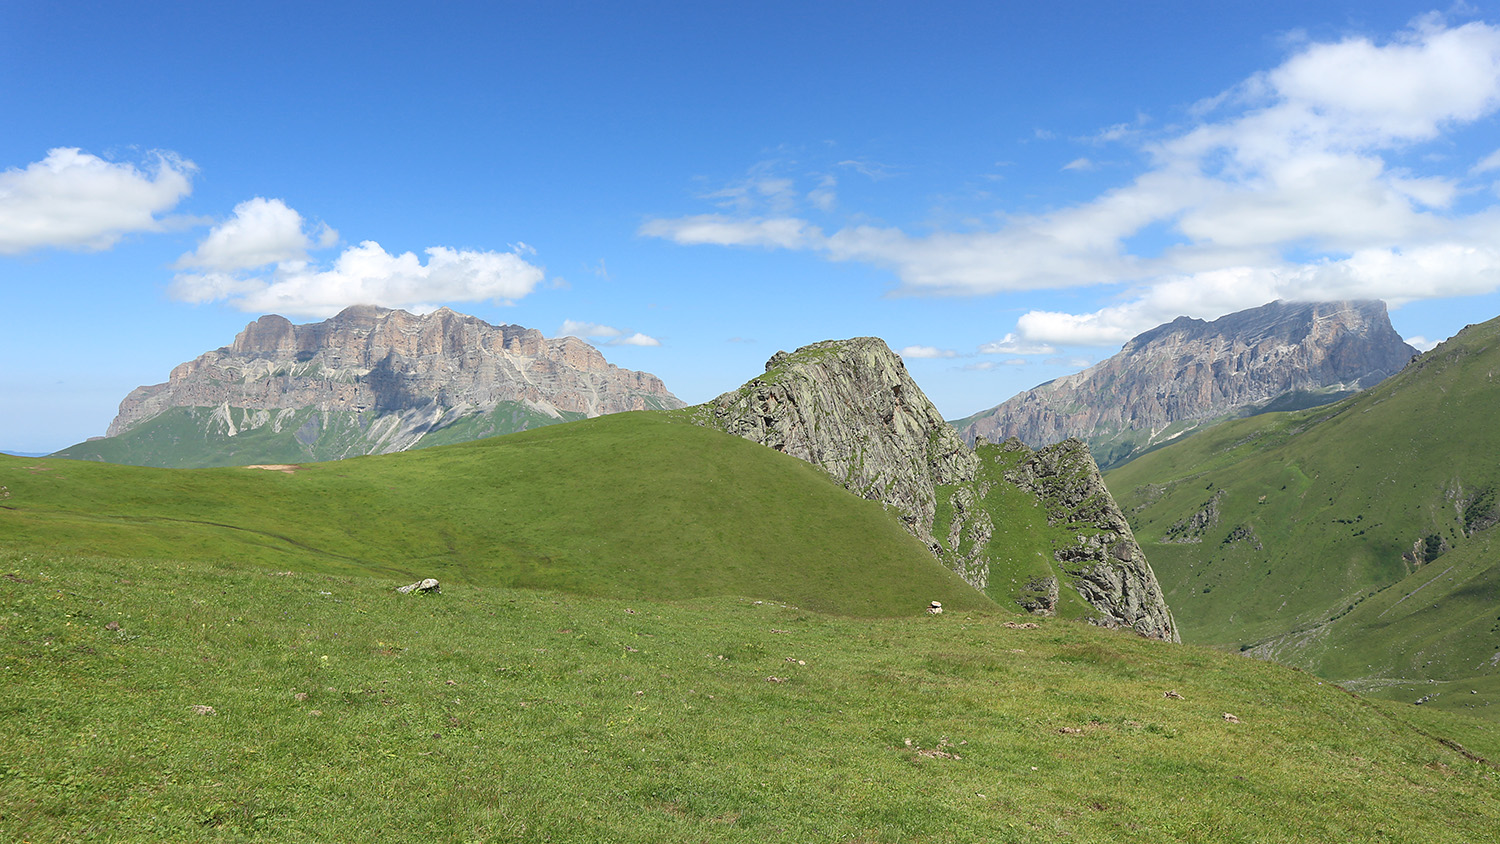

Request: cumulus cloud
left=175, top=197, right=335, bottom=271
left=979, top=333, right=1056, bottom=355
left=173, top=239, right=545, bottom=318
left=558, top=320, right=660, bottom=347
left=0, top=147, right=195, bottom=254
left=897, top=345, right=958, bottom=359
left=644, top=15, right=1500, bottom=340
left=1405, top=335, right=1438, bottom=351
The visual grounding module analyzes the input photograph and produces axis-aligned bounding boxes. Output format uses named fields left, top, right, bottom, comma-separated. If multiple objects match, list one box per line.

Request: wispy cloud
left=0, top=148, right=195, bottom=254
left=643, top=15, right=1500, bottom=345
left=979, top=333, right=1056, bottom=355
left=897, top=345, right=958, bottom=359
left=558, top=319, right=660, bottom=347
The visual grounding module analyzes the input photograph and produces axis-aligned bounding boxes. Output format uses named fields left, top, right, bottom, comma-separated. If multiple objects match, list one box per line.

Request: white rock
left=397, top=578, right=440, bottom=594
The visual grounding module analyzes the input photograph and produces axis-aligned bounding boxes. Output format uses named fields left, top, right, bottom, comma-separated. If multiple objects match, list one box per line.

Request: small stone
left=1163, top=690, right=1185, bottom=699
left=1223, top=712, right=1241, bottom=724
left=396, top=578, right=440, bottom=595
left=191, top=705, right=216, bottom=716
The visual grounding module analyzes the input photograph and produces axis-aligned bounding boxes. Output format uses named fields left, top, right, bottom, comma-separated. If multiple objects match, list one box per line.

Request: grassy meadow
left=6, top=406, right=1500, bottom=840
left=4, top=549, right=1499, bottom=842
left=3, top=411, right=990, bottom=617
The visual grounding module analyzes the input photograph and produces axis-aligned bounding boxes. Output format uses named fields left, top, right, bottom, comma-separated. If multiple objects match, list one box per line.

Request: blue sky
left=5, top=1, right=1500, bottom=453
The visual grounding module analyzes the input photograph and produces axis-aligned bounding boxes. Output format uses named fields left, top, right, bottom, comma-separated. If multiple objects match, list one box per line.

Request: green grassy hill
left=7, top=405, right=1500, bottom=839
left=1106, top=315, right=1500, bottom=716
left=4, top=550, right=1498, bottom=842
left=6, top=411, right=990, bottom=617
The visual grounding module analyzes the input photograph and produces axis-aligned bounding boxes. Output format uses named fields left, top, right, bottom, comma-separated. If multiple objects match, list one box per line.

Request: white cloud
left=808, top=175, right=837, bottom=211
left=176, top=197, right=335, bottom=271
left=639, top=215, right=823, bottom=250
left=1062, top=157, right=1095, bottom=171
left=1405, top=335, right=1438, bottom=351
left=559, top=319, right=622, bottom=339
left=0, top=147, right=195, bottom=254
left=173, top=240, right=545, bottom=318
left=897, top=345, right=958, bottom=359
left=979, top=333, right=1056, bottom=355
left=559, top=320, right=659, bottom=347
left=645, top=15, right=1500, bottom=323
left=1473, top=148, right=1500, bottom=173
left=1046, top=357, right=1094, bottom=369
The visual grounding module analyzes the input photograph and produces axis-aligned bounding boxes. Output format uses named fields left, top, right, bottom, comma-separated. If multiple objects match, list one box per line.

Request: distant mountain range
left=1107, top=312, right=1500, bottom=715
left=52, top=305, right=684, bottom=467
left=955, top=300, right=1416, bottom=468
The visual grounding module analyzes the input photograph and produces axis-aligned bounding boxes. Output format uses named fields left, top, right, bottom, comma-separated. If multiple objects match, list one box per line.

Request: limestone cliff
left=700, top=337, right=1178, bottom=641
left=85, top=305, right=683, bottom=465
left=957, top=300, right=1416, bottom=468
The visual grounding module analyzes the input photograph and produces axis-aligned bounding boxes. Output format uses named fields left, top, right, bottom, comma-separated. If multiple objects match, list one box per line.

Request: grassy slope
left=932, top=443, right=1111, bottom=619
left=4, top=550, right=1498, bottom=842
left=5, top=412, right=991, bottom=618
left=1105, top=316, right=1500, bottom=714
left=51, top=402, right=586, bottom=469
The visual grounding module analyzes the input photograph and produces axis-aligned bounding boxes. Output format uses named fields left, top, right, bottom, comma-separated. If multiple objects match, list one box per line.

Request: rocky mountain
left=55, top=305, right=683, bottom=467
left=956, top=300, right=1417, bottom=469
left=1106, top=313, right=1500, bottom=712
left=697, top=337, right=1178, bottom=641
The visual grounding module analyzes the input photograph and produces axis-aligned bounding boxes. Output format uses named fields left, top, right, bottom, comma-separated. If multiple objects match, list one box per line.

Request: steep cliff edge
left=61, top=305, right=683, bottom=467
left=957, top=300, right=1416, bottom=468
left=699, top=337, right=1178, bottom=640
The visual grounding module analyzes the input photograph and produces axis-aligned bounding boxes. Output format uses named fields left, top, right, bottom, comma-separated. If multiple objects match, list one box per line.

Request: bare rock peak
left=103, top=305, right=683, bottom=451
left=959, top=299, right=1416, bottom=468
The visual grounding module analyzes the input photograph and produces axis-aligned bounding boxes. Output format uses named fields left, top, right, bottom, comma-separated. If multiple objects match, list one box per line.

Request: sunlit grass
left=3, top=551, right=1497, bottom=842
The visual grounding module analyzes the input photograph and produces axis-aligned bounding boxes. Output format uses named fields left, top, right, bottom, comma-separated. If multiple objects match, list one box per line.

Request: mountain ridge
left=55, top=305, right=683, bottom=466
left=957, top=299, right=1416, bottom=468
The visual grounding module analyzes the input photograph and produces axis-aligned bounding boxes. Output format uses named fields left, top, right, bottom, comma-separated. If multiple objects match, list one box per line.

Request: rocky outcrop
left=701, top=338, right=978, bottom=547
left=1002, top=438, right=1178, bottom=641
left=700, top=337, right=1178, bottom=641
left=102, top=305, right=683, bottom=454
left=958, top=300, right=1416, bottom=468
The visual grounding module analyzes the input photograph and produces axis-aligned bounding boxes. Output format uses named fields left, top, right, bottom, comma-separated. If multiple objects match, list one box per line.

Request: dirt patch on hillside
left=243, top=464, right=304, bottom=474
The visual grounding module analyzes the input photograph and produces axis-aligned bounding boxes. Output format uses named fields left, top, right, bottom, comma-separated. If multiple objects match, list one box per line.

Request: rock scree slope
left=698, top=337, right=1178, bottom=640
left=957, top=299, right=1416, bottom=468
left=56, top=305, right=684, bottom=467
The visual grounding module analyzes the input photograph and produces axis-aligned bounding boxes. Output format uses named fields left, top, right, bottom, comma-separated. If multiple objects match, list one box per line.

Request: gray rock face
left=701, top=337, right=1178, bottom=641
left=958, top=300, right=1416, bottom=468
left=104, top=305, right=684, bottom=452
left=1003, top=438, right=1179, bottom=641
left=702, top=337, right=978, bottom=547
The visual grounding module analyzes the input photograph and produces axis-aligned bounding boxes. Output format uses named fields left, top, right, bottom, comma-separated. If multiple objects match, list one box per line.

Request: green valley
left=1108, top=315, right=1500, bottom=718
